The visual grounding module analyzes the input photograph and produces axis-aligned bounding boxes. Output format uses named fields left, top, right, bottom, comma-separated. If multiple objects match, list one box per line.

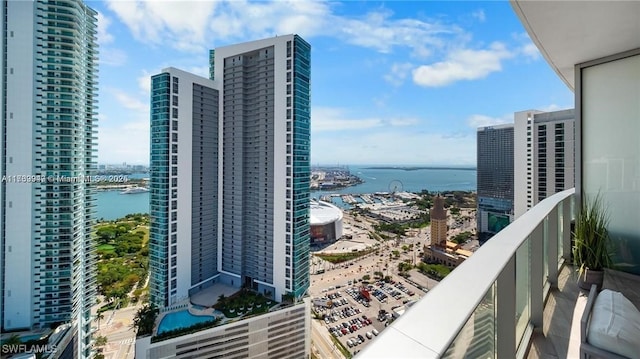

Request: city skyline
left=94, top=0, right=573, bottom=166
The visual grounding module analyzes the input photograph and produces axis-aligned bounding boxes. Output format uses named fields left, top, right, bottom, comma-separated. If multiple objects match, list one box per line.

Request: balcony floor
left=527, top=265, right=587, bottom=359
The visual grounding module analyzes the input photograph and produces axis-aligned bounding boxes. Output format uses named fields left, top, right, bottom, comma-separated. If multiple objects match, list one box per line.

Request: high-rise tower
left=1, top=0, right=98, bottom=357
left=149, top=34, right=311, bottom=307
left=514, top=109, right=575, bottom=218
left=477, top=124, right=514, bottom=244
left=214, top=35, right=311, bottom=302
left=149, top=68, right=219, bottom=307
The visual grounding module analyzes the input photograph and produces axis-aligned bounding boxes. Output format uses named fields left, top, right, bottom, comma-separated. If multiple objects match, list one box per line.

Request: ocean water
left=95, top=166, right=477, bottom=220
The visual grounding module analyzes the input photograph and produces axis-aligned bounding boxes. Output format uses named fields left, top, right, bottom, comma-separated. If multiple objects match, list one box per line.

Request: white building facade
left=1, top=1, right=98, bottom=357
left=514, top=109, right=575, bottom=218
left=149, top=68, right=220, bottom=307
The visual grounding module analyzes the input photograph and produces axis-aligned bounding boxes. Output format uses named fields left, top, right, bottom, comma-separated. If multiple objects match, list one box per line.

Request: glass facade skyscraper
left=1, top=1, right=98, bottom=357
left=477, top=124, right=514, bottom=243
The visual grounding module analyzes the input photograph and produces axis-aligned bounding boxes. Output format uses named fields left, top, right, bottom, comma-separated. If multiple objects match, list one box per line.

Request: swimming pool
left=157, top=310, right=216, bottom=334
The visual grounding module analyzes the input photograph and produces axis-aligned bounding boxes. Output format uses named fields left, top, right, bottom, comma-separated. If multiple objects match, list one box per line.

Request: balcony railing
left=359, top=188, right=575, bottom=358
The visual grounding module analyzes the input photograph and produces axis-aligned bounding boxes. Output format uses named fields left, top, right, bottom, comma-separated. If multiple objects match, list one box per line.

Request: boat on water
left=121, top=186, right=149, bottom=194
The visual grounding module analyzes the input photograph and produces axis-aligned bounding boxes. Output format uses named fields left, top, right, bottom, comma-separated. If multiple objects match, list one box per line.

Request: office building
left=0, top=0, right=98, bottom=358
left=514, top=109, right=575, bottom=217
left=150, top=35, right=311, bottom=309
left=360, top=2, right=640, bottom=358
left=476, top=124, right=514, bottom=243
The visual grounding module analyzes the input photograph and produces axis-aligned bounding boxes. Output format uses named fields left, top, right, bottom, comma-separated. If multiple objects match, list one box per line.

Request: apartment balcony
left=359, top=188, right=634, bottom=358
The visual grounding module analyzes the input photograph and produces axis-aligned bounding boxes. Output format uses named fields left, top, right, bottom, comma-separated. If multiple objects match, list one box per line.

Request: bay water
left=95, top=166, right=477, bottom=220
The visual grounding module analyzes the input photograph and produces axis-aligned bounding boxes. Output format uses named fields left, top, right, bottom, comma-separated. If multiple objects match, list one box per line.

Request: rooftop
left=310, top=200, right=343, bottom=226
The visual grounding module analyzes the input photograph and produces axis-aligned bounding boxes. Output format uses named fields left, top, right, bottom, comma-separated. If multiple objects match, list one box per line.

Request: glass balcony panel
left=558, top=201, right=564, bottom=261
left=442, top=283, right=496, bottom=359
left=515, top=238, right=531, bottom=347
left=543, top=217, right=549, bottom=284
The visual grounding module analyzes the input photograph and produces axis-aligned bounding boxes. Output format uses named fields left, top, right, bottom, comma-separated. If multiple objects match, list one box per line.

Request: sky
left=92, top=0, right=574, bottom=167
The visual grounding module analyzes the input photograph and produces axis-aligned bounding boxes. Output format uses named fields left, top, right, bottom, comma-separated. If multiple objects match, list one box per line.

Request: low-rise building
left=135, top=300, right=310, bottom=359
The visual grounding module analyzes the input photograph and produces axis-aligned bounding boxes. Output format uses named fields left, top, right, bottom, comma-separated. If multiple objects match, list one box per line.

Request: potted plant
left=572, top=193, right=613, bottom=290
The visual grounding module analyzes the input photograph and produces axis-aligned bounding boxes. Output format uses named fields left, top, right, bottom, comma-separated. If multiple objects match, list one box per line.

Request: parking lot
left=311, top=276, right=425, bottom=356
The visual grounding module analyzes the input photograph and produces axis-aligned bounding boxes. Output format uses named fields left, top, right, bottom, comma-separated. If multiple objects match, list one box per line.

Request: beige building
left=424, top=195, right=472, bottom=267
left=430, top=195, right=448, bottom=247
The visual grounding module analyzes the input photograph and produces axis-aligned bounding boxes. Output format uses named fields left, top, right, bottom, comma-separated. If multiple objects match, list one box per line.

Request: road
left=95, top=301, right=140, bottom=359
left=311, top=318, right=344, bottom=359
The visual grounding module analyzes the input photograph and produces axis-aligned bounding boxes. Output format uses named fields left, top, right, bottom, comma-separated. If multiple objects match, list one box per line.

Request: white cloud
left=106, top=0, right=219, bottom=52
left=186, top=66, right=210, bottom=79
left=471, top=9, right=486, bottom=22
left=384, top=63, right=414, bottom=86
left=106, top=0, right=461, bottom=57
left=98, top=119, right=149, bottom=165
left=108, top=88, right=148, bottom=113
left=311, top=130, right=476, bottom=166
left=98, top=88, right=150, bottom=164
left=389, top=118, right=419, bottom=127
left=337, top=11, right=458, bottom=57
left=136, top=70, right=154, bottom=97
left=96, top=11, right=114, bottom=45
left=520, top=42, right=541, bottom=60
left=312, top=107, right=383, bottom=132
left=412, top=42, right=513, bottom=87
left=311, top=107, right=422, bottom=133
left=466, top=114, right=512, bottom=128
left=96, top=11, right=128, bottom=66
left=538, top=104, right=573, bottom=112
left=100, top=48, right=127, bottom=66
left=512, top=32, right=540, bottom=61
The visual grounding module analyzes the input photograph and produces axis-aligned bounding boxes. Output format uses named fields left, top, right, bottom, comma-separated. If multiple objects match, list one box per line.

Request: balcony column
left=496, top=256, right=516, bottom=358
left=530, top=224, right=544, bottom=328
left=547, top=207, right=559, bottom=287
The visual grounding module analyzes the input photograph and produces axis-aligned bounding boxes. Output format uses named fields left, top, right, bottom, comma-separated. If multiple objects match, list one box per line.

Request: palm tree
left=94, top=335, right=108, bottom=348
left=3, top=334, right=21, bottom=346
left=132, top=304, right=158, bottom=336
left=96, top=311, right=104, bottom=329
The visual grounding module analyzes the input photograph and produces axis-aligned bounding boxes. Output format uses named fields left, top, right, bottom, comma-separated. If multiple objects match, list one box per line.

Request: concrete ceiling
left=511, top=0, right=640, bottom=91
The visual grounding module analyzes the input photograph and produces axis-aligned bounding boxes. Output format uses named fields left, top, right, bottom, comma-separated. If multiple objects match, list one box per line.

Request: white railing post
left=530, top=224, right=544, bottom=328
left=547, top=207, right=559, bottom=287
left=496, top=256, right=516, bottom=358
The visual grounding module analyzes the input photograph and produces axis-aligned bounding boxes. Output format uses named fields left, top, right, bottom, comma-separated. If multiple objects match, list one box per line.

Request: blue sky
left=92, top=0, right=573, bottom=166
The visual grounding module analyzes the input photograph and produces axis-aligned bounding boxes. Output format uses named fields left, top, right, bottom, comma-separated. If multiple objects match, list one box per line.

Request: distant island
left=363, top=166, right=476, bottom=171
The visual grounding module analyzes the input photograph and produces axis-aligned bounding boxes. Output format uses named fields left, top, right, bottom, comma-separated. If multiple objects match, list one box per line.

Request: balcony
left=359, top=189, right=579, bottom=358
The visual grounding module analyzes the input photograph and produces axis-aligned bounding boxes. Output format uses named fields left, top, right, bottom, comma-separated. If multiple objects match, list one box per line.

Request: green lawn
left=97, top=244, right=115, bottom=253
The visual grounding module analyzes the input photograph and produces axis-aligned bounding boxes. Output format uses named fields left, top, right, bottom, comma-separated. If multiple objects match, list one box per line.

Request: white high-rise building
left=1, top=1, right=98, bottom=357
left=149, top=68, right=220, bottom=306
left=514, top=109, right=575, bottom=218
